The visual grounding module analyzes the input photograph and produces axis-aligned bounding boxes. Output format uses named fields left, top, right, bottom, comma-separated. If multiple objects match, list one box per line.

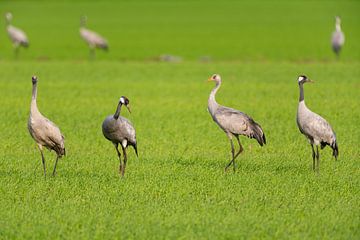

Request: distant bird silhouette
left=296, top=75, right=338, bottom=171
left=5, top=12, right=29, bottom=58
left=102, top=96, right=137, bottom=177
left=207, top=74, right=266, bottom=172
left=28, top=76, right=65, bottom=177
left=331, top=16, right=345, bottom=59
left=80, top=16, right=108, bottom=59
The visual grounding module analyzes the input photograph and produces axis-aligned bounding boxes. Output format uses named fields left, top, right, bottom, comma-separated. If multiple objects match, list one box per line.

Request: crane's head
left=5, top=12, right=12, bottom=22
left=298, top=75, right=313, bottom=85
left=119, top=96, right=131, bottom=113
left=208, top=74, right=221, bottom=83
left=32, top=76, right=38, bottom=84
left=335, top=16, right=341, bottom=25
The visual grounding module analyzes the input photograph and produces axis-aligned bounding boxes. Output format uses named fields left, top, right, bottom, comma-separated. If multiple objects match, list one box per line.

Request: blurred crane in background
left=80, top=16, right=108, bottom=60
left=5, top=12, right=29, bottom=58
left=331, top=16, right=345, bottom=59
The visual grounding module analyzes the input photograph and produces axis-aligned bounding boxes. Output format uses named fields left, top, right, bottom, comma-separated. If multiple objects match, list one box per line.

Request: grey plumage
left=28, top=76, right=65, bottom=177
left=296, top=75, right=338, bottom=171
left=80, top=16, right=108, bottom=59
left=102, top=96, right=137, bottom=177
left=207, top=74, right=266, bottom=172
left=331, top=16, right=345, bottom=58
left=5, top=12, right=29, bottom=58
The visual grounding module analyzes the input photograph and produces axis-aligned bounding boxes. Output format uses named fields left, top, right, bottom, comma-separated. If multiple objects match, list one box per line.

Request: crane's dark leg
left=52, top=155, right=59, bottom=176
left=89, top=47, right=95, bottom=60
left=39, top=148, right=46, bottom=177
left=114, top=144, right=122, bottom=174
left=121, top=146, right=127, bottom=177
left=14, top=44, right=19, bottom=59
left=234, top=135, right=244, bottom=160
left=225, top=138, right=235, bottom=172
left=316, top=145, right=320, bottom=171
left=311, top=144, right=316, bottom=171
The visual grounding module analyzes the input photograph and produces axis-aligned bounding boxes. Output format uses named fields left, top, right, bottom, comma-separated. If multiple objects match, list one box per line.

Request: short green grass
left=0, top=0, right=360, bottom=239
left=0, top=61, right=359, bottom=239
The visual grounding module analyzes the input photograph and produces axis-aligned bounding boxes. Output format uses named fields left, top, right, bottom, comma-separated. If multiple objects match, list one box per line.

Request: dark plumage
left=102, top=96, right=137, bottom=177
left=207, top=74, right=266, bottom=172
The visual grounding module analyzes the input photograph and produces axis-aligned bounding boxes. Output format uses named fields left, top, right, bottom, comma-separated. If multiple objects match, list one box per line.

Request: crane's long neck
left=208, top=80, right=221, bottom=115
left=336, top=22, right=341, bottom=31
left=298, top=83, right=305, bottom=103
left=80, top=17, right=87, bottom=28
left=5, top=17, right=11, bottom=26
left=113, top=103, right=123, bottom=119
left=30, top=83, right=40, bottom=115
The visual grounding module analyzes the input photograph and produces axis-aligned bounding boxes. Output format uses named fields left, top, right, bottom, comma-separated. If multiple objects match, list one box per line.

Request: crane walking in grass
left=331, top=16, right=345, bottom=59
left=5, top=12, right=29, bottom=58
left=80, top=16, right=108, bottom=59
left=28, top=76, right=66, bottom=177
left=296, top=75, right=338, bottom=171
left=102, top=96, right=138, bottom=177
left=207, top=74, right=266, bottom=172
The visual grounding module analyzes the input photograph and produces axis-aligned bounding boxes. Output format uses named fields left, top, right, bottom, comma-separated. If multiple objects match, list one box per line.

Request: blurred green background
left=0, top=0, right=359, bottom=61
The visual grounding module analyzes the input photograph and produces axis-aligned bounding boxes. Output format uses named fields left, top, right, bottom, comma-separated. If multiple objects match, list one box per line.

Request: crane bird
left=207, top=74, right=266, bottom=172
left=28, top=76, right=66, bottom=177
left=80, top=16, right=108, bottom=59
left=5, top=12, right=29, bottom=58
left=296, top=75, right=338, bottom=171
left=331, top=16, right=345, bottom=59
left=102, top=96, right=138, bottom=177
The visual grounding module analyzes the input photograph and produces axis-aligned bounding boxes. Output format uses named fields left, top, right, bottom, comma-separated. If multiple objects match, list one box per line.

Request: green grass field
left=0, top=0, right=360, bottom=239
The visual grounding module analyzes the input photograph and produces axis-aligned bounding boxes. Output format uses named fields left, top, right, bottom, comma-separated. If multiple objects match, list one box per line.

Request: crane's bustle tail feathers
left=133, top=144, right=138, bottom=157
left=332, top=140, right=338, bottom=159
left=320, top=140, right=338, bottom=159
left=253, top=123, right=266, bottom=146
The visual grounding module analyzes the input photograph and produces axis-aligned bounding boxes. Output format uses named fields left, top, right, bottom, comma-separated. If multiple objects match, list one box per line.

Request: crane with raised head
left=28, top=76, right=65, bottom=177
left=207, top=74, right=266, bottom=172
left=296, top=75, right=338, bottom=171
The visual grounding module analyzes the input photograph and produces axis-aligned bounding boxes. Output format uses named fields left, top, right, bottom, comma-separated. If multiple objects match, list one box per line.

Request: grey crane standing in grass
left=331, top=16, right=345, bottom=59
left=207, top=74, right=266, bottom=172
left=296, top=75, right=338, bottom=171
left=28, top=76, right=66, bottom=177
left=5, top=12, right=29, bottom=58
left=80, top=16, right=108, bottom=59
left=102, top=96, right=138, bottom=177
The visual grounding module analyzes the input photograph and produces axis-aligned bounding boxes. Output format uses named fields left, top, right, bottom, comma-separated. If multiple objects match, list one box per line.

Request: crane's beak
left=207, top=77, right=213, bottom=82
left=307, top=79, right=314, bottom=83
left=125, top=105, right=131, bottom=114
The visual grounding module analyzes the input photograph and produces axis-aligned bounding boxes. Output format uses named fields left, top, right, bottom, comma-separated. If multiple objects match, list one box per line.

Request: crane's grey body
left=102, top=97, right=137, bottom=176
left=331, top=16, right=345, bottom=58
left=5, top=13, right=29, bottom=58
left=208, top=74, right=266, bottom=172
left=80, top=16, right=108, bottom=59
left=28, top=76, right=65, bottom=177
left=296, top=75, right=338, bottom=171
left=102, top=116, right=136, bottom=148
